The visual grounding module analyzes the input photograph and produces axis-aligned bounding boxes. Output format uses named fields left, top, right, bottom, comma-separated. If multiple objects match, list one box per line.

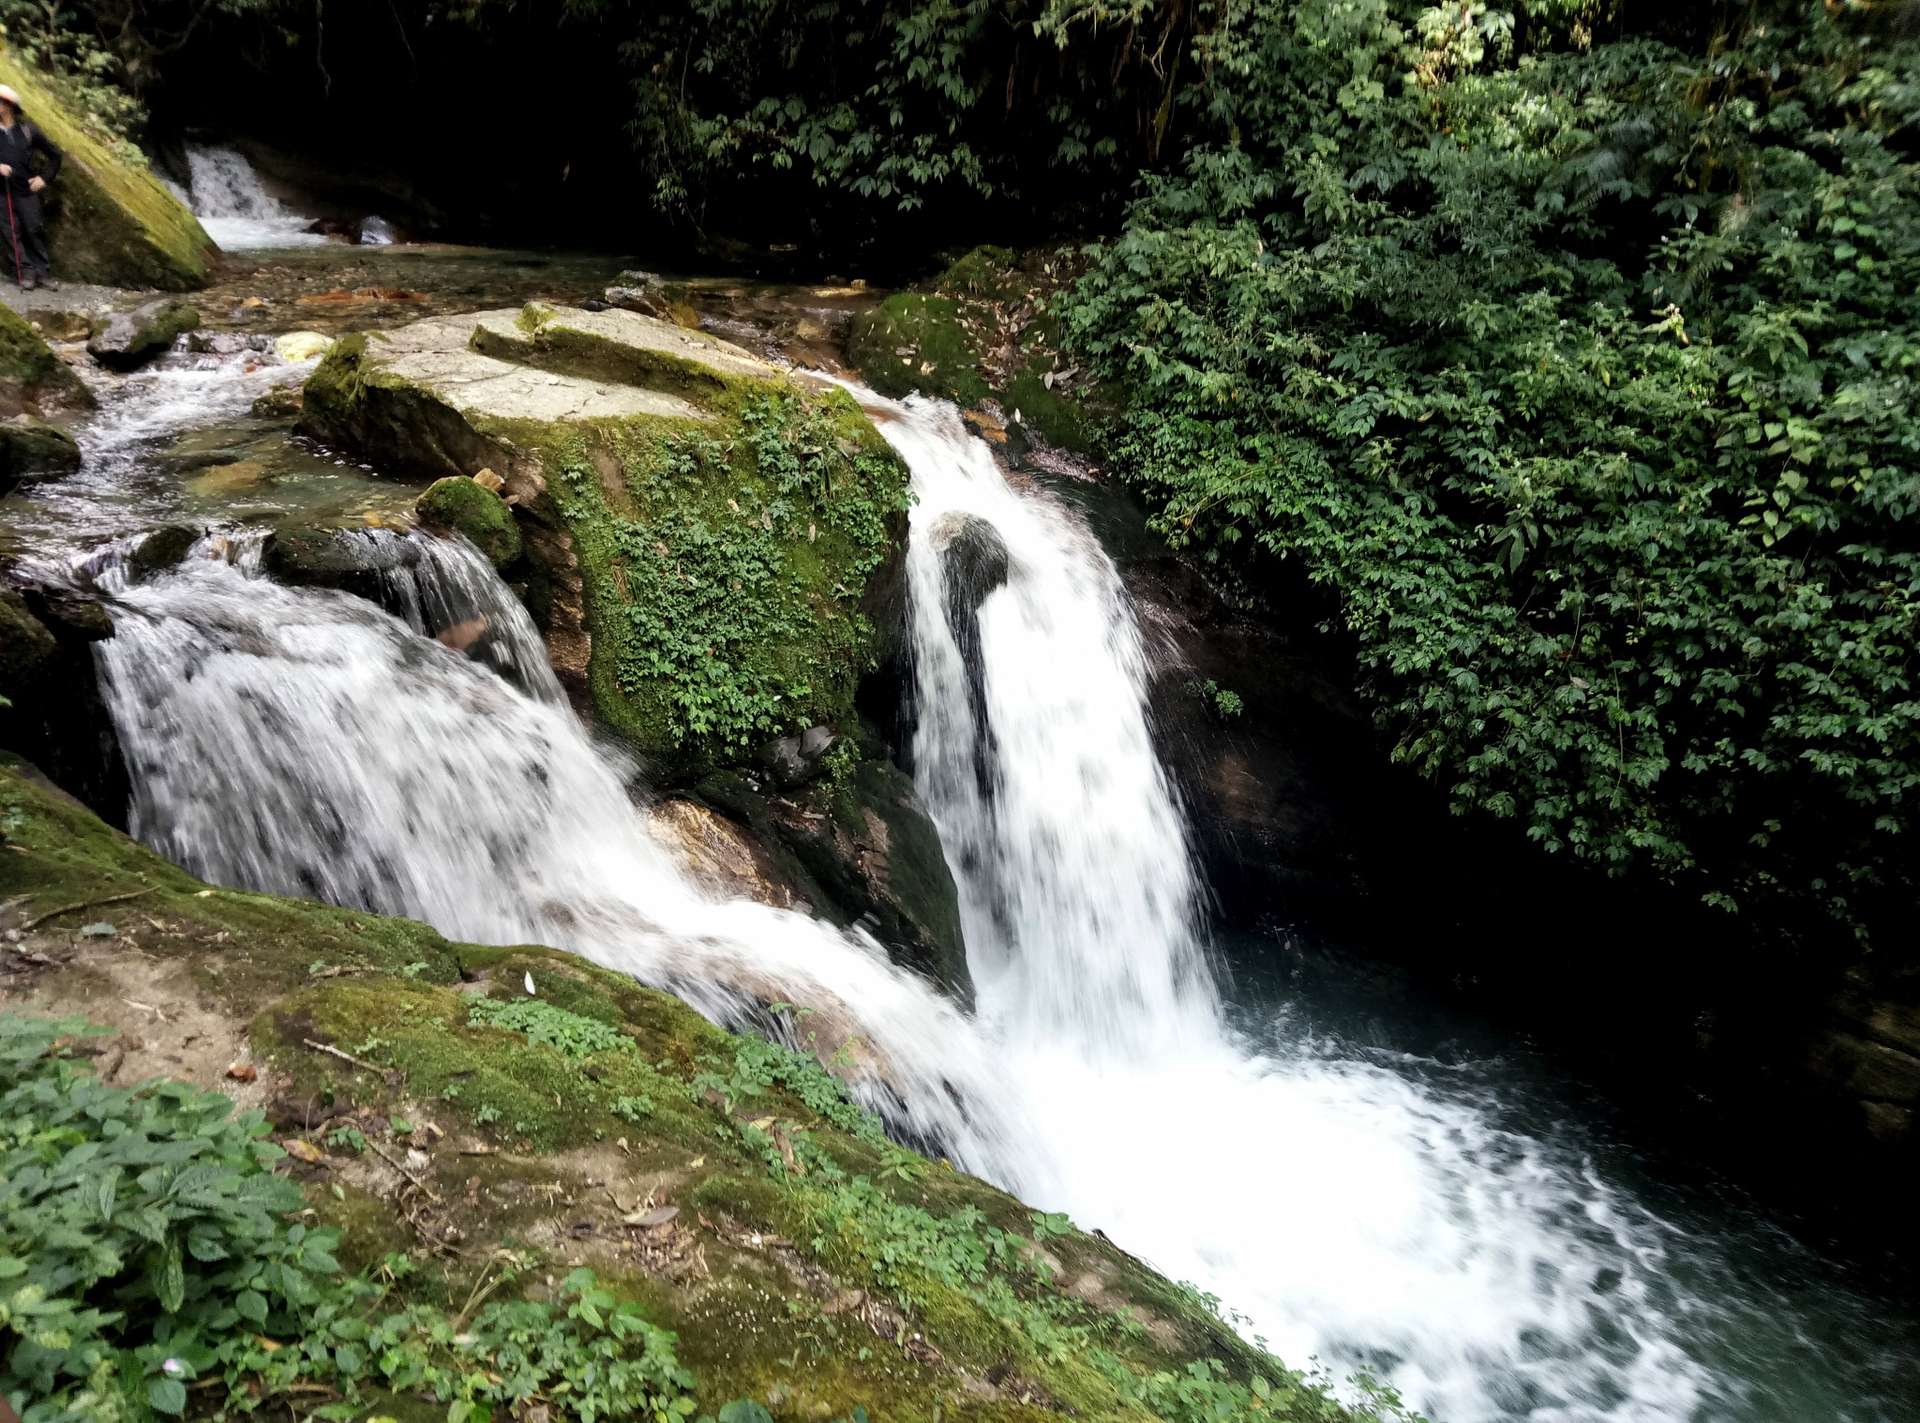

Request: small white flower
left=161, top=1359, right=183, bottom=1377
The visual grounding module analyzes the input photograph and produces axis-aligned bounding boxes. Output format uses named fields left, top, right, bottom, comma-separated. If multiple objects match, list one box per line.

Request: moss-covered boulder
left=86, top=297, right=199, bottom=371
left=847, top=292, right=992, bottom=407
left=0, top=758, right=1374, bottom=1422
left=0, top=588, right=56, bottom=687
left=0, top=299, right=90, bottom=414
left=417, top=474, right=522, bottom=567
left=0, top=48, right=214, bottom=290
left=847, top=247, right=1094, bottom=453
left=0, top=413, right=79, bottom=490
left=300, top=304, right=912, bottom=781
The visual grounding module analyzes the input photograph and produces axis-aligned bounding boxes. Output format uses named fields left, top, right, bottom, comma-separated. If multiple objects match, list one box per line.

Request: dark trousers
left=0, top=190, right=50, bottom=281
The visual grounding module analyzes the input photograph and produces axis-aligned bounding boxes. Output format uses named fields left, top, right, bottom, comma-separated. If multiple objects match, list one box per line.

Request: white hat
left=0, top=86, right=20, bottom=111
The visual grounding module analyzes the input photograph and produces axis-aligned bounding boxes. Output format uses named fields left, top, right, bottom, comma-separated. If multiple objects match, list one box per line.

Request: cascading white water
left=95, top=542, right=1032, bottom=1172
left=76, top=382, right=1917, bottom=1422
left=878, top=393, right=1731, bottom=1421
left=185, top=145, right=331, bottom=250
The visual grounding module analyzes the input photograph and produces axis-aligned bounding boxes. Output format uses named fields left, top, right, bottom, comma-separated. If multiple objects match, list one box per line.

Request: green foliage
left=570, top=386, right=910, bottom=760
left=1060, top=0, right=1920, bottom=946
left=478, top=0, right=1169, bottom=222
left=0, top=1013, right=326, bottom=1422
left=695, top=1023, right=888, bottom=1148
left=1191, top=679, right=1244, bottom=721
left=0, top=1012, right=697, bottom=1423
left=468, top=995, right=636, bottom=1059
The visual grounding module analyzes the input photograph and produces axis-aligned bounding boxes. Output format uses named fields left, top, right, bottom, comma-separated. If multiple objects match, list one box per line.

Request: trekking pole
left=2, top=184, right=21, bottom=289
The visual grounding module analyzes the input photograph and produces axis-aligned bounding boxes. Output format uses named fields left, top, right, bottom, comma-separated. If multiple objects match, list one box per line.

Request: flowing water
left=184, top=145, right=333, bottom=250
left=13, top=322, right=1917, bottom=1421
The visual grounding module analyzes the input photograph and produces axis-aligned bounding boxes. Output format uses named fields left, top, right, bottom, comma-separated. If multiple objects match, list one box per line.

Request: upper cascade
left=182, top=144, right=329, bottom=250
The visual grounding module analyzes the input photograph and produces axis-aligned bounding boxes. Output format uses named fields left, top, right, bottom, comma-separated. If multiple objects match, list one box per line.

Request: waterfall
left=184, top=145, right=330, bottom=250
left=874, top=393, right=1730, bottom=1421
left=83, top=396, right=1913, bottom=1422
left=95, top=540, right=1032, bottom=1174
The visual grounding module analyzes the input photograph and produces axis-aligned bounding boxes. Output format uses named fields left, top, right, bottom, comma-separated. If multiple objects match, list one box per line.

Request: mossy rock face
left=86, top=297, right=200, bottom=371
left=847, top=292, right=991, bottom=407
left=0, top=48, right=214, bottom=290
left=0, top=414, right=79, bottom=490
left=846, top=247, right=1095, bottom=454
left=0, top=300, right=90, bottom=415
left=417, top=475, right=522, bottom=568
left=0, top=759, right=1367, bottom=1422
left=0, top=588, right=57, bottom=686
left=301, top=304, right=913, bottom=782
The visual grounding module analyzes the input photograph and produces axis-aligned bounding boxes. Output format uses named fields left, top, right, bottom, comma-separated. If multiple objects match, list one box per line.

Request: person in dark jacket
left=0, top=83, right=62, bottom=290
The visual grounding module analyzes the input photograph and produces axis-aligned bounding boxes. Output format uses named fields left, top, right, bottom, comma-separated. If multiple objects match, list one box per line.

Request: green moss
left=0, top=302, right=64, bottom=387
left=0, top=757, right=461, bottom=1012
left=0, top=47, right=213, bottom=289
left=416, top=475, right=523, bottom=567
left=847, top=292, right=991, bottom=405
left=1003, top=364, right=1089, bottom=452
left=0, top=591, right=57, bottom=698
left=0, top=301, right=89, bottom=413
left=300, top=307, right=914, bottom=777
left=495, top=382, right=910, bottom=780
left=935, top=244, right=1020, bottom=300
left=846, top=247, right=1102, bottom=453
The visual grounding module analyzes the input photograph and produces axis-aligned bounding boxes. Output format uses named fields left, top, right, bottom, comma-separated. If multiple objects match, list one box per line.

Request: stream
left=5, top=234, right=1919, bottom=1421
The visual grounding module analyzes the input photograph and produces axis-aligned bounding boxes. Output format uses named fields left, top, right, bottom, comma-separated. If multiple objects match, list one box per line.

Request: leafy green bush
left=0, top=1012, right=695, bottom=1423
left=0, top=1013, right=332, bottom=1421
left=1060, top=0, right=1920, bottom=947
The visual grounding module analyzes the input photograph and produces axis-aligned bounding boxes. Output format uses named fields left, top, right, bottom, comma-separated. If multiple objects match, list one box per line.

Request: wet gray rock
left=927, top=511, right=1008, bottom=788
left=929, top=510, right=1009, bottom=618
left=695, top=742, right=970, bottom=1000
left=87, top=298, right=200, bottom=372
left=758, top=724, right=838, bottom=788
left=0, top=415, right=81, bottom=492
left=250, top=384, right=303, bottom=420
left=185, top=331, right=273, bottom=357
left=263, top=527, right=420, bottom=602
left=124, top=524, right=200, bottom=582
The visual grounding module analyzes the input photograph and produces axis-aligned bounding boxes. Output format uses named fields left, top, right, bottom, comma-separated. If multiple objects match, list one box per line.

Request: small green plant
left=515, top=301, right=557, bottom=334
left=468, top=996, right=635, bottom=1059
left=325, top=1124, right=369, bottom=1154
left=1189, top=678, right=1244, bottom=721
left=697, top=1034, right=887, bottom=1147
left=612, top=1093, right=657, bottom=1123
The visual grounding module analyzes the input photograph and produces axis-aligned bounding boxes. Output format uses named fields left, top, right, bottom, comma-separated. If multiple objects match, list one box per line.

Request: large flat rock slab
left=376, top=342, right=704, bottom=424
left=468, top=305, right=778, bottom=387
